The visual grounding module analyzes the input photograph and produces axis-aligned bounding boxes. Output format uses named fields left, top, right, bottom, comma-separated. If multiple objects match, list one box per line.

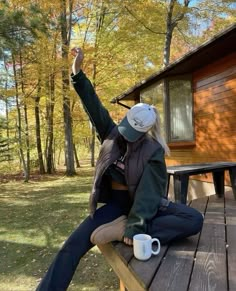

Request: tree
left=34, top=80, right=46, bottom=174
left=0, top=0, right=49, bottom=179
left=163, top=0, right=190, bottom=66
left=119, top=0, right=236, bottom=68
left=60, top=0, right=76, bottom=175
left=12, top=52, right=29, bottom=180
left=0, top=116, right=11, bottom=162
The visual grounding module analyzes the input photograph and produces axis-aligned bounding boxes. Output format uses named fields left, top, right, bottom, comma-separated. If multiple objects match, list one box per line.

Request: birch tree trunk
left=3, top=56, right=10, bottom=161
left=12, top=53, right=28, bottom=181
left=19, top=50, right=30, bottom=181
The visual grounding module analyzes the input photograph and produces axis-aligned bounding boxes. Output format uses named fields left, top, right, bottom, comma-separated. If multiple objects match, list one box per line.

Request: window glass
left=169, top=79, right=194, bottom=141
left=140, top=82, right=166, bottom=137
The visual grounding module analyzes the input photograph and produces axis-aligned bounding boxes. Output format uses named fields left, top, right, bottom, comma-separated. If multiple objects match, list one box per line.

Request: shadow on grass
left=0, top=240, right=119, bottom=290
left=0, top=170, right=119, bottom=290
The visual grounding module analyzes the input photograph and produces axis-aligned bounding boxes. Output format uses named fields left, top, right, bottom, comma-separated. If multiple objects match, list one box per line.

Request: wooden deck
left=98, top=191, right=236, bottom=291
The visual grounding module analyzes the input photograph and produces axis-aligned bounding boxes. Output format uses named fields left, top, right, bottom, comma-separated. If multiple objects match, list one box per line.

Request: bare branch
left=124, top=6, right=166, bottom=35
left=175, top=25, right=192, bottom=48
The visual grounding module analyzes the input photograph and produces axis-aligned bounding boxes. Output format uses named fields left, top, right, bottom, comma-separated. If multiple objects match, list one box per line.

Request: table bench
left=98, top=191, right=236, bottom=291
left=166, top=161, right=236, bottom=204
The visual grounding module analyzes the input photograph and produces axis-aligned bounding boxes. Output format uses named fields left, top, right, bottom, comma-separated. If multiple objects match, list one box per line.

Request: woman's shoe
left=90, top=215, right=127, bottom=245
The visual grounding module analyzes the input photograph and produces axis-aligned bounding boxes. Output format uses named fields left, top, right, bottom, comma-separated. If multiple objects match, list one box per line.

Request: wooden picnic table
left=98, top=191, right=236, bottom=291
left=166, top=161, right=236, bottom=204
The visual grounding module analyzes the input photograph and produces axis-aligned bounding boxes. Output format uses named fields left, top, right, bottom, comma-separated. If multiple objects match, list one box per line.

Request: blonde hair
left=148, top=106, right=170, bottom=156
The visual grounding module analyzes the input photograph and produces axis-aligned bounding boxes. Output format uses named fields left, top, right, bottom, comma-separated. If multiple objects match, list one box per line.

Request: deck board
left=188, top=195, right=227, bottom=291
left=149, top=197, right=207, bottom=291
left=149, top=237, right=197, bottom=291
left=225, top=191, right=236, bottom=291
left=98, top=191, right=236, bottom=291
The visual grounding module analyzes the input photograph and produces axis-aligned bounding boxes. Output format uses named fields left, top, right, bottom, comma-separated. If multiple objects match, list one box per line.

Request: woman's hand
left=124, top=237, right=133, bottom=245
left=71, top=47, right=84, bottom=75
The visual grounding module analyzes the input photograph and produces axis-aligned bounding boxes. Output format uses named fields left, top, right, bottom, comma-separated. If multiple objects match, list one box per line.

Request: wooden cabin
left=111, top=24, right=236, bottom=200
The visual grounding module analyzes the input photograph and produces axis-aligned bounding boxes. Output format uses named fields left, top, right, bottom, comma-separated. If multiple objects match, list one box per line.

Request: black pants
left=36, top=194, right=203, bottom=291
left=148, top=201, right=203, bottom=244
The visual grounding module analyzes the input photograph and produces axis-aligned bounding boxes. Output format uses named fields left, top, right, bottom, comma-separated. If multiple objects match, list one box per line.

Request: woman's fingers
left=123, top=237, right=133, bottom=245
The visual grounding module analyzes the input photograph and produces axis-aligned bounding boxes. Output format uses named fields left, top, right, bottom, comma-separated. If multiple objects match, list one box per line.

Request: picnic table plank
left=149, top=197, right=207, bottom=291
left=189, top=195, right=227, bottom=291
left=225, top=191, right=236, bottom=290
left=166, top=161, right=236, bottom=203
left=167, top=162, right=236, bottom=175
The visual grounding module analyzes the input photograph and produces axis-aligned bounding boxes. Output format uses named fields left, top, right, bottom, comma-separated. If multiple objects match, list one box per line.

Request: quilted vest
left=89, top=126, right=162, bottom=215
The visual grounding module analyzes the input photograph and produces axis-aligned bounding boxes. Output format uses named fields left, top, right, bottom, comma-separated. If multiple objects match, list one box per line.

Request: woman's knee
left=191, top=210, right=204, bottom=234
left=176, top=205, right=204, bottom=235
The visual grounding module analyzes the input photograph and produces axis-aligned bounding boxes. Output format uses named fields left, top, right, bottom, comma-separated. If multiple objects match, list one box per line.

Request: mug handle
left=151, top=238, right=160, bottom=255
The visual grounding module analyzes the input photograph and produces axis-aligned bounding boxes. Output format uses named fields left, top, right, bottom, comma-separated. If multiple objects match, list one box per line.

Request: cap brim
left=118, top=116, right=144, bottom=142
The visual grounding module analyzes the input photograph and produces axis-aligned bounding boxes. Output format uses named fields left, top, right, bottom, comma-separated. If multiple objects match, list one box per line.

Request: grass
left=0, top=166, right=119, bottom=291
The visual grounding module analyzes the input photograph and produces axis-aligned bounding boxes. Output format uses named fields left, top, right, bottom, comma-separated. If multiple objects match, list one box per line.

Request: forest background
left=0, top=0, right=236, bottom=180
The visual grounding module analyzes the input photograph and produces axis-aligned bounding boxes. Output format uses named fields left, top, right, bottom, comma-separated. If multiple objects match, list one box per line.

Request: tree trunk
left=19, top=50, right=30, bottom=181
left=163, top=0, right=176, bottom=67
left=5, top=99, right=10, bottom=161
left=89, top=4, right=107, bottom=167
left=12, top=53, right=28, bottom=181
left=3, top=56, right=11, bottom=162
left=46, top=75, right=55, bottom=174
left=57, top=146, right=62, bottom=165
left=163, top=0, right=190, bottom=67
left=23, top=103, right=30, bottom=181
left=35, top=93, right=45, bottom=174
left=90, top=126, right=95, bottom=167
left=60, top=0, right=75, bottom=176
left=90, top=61, right=97, bottom=168
left=73, top=143, right=80, bottom=168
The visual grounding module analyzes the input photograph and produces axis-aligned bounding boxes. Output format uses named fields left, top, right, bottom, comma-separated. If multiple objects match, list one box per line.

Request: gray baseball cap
left=118, top=103, right=156, bottom=142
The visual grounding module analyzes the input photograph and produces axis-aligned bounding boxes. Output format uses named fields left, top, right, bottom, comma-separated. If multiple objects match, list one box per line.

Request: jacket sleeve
left=71, top=70, right=115, bottom=142
left=124, top=150, right=167, bottom=239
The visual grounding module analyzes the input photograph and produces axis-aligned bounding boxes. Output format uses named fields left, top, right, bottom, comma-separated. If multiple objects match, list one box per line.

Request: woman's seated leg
left=148, top=202, right=203, bottom=245
left=36, top=202, right=124, bottom=291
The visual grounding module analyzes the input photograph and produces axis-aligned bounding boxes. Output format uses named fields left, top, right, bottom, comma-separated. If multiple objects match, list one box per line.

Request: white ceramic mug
left=133, top=234, right=160, bottom=261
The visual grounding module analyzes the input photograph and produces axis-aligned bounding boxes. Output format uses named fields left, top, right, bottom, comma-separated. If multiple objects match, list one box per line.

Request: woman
left=36, top=48, right=203, bottom=291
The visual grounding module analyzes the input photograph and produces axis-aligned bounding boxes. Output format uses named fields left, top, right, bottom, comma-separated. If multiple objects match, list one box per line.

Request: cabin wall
left=166, top=51, right=236, bottom=192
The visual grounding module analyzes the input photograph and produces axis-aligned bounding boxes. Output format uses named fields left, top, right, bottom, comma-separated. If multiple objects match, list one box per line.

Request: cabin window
left=168, top=78, right=194, bottom=142
left=140, top=77, right=194, bottom=144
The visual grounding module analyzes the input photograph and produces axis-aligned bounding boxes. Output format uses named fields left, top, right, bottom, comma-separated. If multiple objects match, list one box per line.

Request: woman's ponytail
left=149, top=106, right=170, bottom=156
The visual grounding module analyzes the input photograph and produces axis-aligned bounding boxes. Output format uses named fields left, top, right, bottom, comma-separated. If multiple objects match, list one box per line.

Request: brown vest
left=89, top=126, right=162, bottom=215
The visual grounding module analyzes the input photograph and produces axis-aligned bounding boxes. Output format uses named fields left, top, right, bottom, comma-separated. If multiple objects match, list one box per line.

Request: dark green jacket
left=71, top=70, right=168, bottom=239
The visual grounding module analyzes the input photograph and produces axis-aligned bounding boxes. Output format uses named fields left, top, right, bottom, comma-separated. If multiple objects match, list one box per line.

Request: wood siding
left=166, top=52, right=236, bottom=185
